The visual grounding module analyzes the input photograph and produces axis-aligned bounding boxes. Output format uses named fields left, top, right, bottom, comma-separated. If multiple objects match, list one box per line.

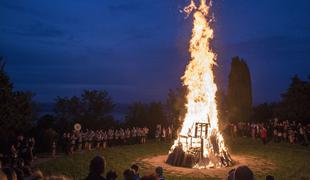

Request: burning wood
left=167, top=0, right=232, bottom=168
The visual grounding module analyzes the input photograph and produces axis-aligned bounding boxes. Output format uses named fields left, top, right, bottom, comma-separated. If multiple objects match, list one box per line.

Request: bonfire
left=166, top=0, right=232, bottom=168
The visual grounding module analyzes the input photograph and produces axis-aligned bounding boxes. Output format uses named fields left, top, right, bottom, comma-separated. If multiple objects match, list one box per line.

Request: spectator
left=11, top=160, right=24, bottom=180
left=84, top=156, right=106, bottom=180
left=1, top=157, right=11, bottom=169
left=261, top=127, right=267, bottom=145
left=227, top=168, right=235, bottom=180
left=52, top=141, right=56, bottom=158
left=22, top=166, right=32, bottom=178
left=130, top=164, right=140, bottom=180
left=233, top=166, right=254, bottom=180
left=155, top=166, right=164, bottom=180
left=106, top=170, right=117, bottom=180
left=123, top=169, right=135, bottom=180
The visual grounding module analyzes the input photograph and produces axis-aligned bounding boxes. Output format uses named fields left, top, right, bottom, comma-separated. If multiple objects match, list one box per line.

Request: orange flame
left=169, top=0, right=229, bottom=168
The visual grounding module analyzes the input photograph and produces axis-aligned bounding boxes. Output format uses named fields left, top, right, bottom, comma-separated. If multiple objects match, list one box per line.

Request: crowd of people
left=1, top=120, right=305, bottom=180
left=229, top=118, right=310, bottom=145
left=0, top=153, right=274, bottom=180
left=97, top=159, right=165, bottom=180
left=60, top=127, right=150, bottom=155
left=0, top=154, right=166, bottom=180
left=0, top=135, right=37, bottom=180
left=155, top=125, right=173, bottom=142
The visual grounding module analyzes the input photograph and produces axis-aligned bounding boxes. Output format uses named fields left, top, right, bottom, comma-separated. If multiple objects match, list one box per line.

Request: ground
left=141, top=154, right=275, bottom=178
left=36, top=138, right=310, bottom=180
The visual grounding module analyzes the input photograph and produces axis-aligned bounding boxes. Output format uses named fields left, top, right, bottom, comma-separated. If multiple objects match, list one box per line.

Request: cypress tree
left=227, top=56, right=253, bottom=122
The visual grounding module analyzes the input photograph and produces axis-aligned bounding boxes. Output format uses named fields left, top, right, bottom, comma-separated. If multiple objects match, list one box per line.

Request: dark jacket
left=84, top=173, right=106, bottom=180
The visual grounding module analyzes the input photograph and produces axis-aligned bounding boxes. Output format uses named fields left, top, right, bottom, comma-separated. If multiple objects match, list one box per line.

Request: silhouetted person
left=233, top=166, right=254, bottom=180
left=155, top=166, right=164, bottom=180
left=84, top=156, right=106, bottom=180
left=261, top=127, right=267, bottom=145
left=227, top=168, right=236, bottom=180
left=123, top=169, right=135, bottom=180
left=131, top=164, right=139, bottom=180
left=106, top=170, right=117, bottom=180
left=22, top=166, right=32, bottom=179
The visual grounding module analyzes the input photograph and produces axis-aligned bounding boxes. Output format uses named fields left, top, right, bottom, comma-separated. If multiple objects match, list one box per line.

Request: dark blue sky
left=0, top=0, right=309, bottom=104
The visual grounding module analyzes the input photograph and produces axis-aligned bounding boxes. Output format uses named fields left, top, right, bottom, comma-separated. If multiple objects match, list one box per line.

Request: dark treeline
left=0, top=58, right=35, bottom=134
left=53, top=90, right=115, bottom=131
left=252, top=75, right=310, bottom=123
left=0, top=55, right=309, bottom=153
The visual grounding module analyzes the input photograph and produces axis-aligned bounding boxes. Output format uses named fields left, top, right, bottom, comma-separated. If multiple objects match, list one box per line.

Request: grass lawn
left=36, top=138, right=310, bottom=180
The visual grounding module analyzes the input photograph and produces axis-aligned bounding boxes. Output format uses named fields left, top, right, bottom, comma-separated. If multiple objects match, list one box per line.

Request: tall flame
left=169, top=0, right=230, bottom=168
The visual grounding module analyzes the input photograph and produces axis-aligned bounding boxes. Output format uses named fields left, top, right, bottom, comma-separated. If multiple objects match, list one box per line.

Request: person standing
left=233, top=124, right=238, bottom=139
left=251, top=123, right=256, bottom=140
left=10, top=144, right=18, bottom=162
left=84, top=156, right=106, bottom=180
left=52, top=141, right=56, bottom=158
left=103, top=131, right=107, bottom=149
left=161, top=128, right=166, bottom=142
left=168, top=126, right=172, bottom=141
left=131, top=128, right=137, bottom=144
left=125, top=128, right=131, bottom=145
left=114, top=129, right=119, bottom=146
left=131, top=164, right=140, bottom=180
left=261, top=127, right=267, bottom=145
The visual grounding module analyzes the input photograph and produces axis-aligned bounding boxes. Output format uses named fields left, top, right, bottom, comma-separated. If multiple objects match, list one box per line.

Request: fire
left=167, top=0, right=231, bottom=168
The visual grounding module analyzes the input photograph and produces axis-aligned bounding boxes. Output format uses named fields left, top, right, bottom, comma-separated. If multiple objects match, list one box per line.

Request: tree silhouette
left=0, top=57, right=35, bottom=133
left=275, top=75, right=310, bottom=122
left=124, top=101, right=166, bottom=137
left=54, top=90, right=115, bottom=130
left=227, top=56, right=253, bottom=122
left=124, top=102, right=148, bottom=127
left=165, top=88, right=186, bottom=132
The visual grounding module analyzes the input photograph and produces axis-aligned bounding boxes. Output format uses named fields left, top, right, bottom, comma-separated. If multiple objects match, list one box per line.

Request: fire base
left=166, top=146, right=233, bottom=168
left=167, top=123, right=233, bottom=168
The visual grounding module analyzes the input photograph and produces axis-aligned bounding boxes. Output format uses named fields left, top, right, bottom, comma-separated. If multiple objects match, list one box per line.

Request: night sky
left=0, top=0, right=309, bottom=104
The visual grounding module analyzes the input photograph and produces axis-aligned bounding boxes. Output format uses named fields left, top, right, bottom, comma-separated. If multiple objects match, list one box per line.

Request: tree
left=251, top=103, right=275, bottom=122
left=124, top=101, right=166, bottom=137
left=37, top=114, right=56, bottom=130
left=148, top=102, right=166, bottom=127
left=227, top=56, right=253, bottom=122
left=0, top=57, right=13, bottom=93
left=274, top=75, right=310, bottom=122
left=0, top=57, right=35, bottom=133
left=216, top=90, right=229, bottom=129
left=124, top=102, right=148, bottom=127
left=80, top=90, right=114, bottom=118
left=54, top=90, right=115, bottom=130
left=165, top=88, right=187, bottom=134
